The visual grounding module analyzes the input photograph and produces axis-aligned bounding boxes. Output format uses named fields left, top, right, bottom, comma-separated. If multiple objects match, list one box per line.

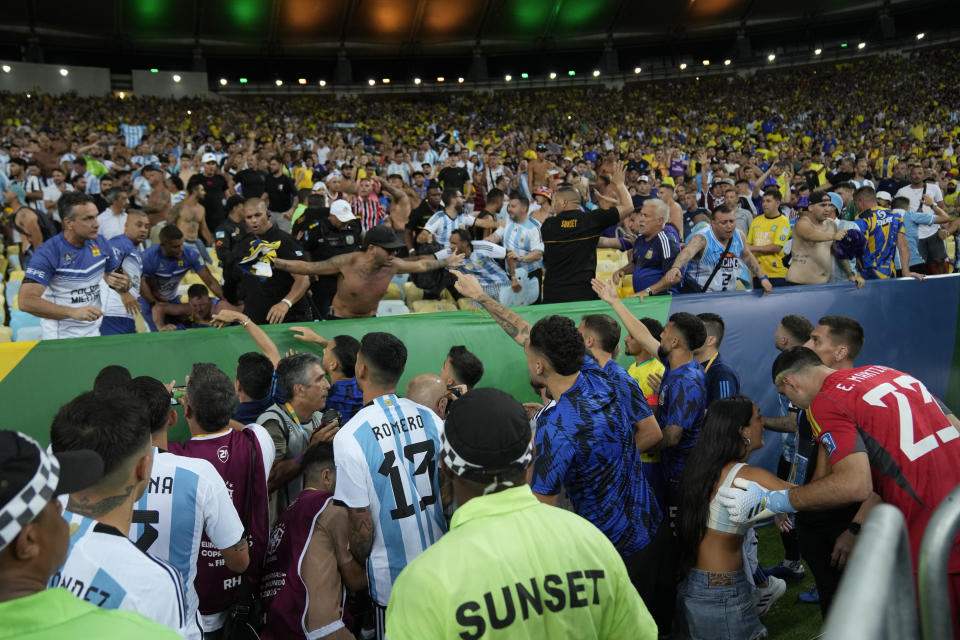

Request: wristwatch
left=645, top=287, right=653, bottom=296
left=847, top=522, right=862, bottom=536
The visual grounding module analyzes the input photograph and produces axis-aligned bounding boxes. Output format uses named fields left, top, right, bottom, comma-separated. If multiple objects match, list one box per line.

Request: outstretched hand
left=450, top=270, right=484, bottom=299
left=590, top=278, right=620, bottom=304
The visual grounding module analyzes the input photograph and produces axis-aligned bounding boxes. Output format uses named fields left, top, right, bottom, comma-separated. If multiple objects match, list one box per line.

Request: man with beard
left=273, top=226, right=463, bottom=319
left=187, top=153, right=232, bottom=231
left=786, top=191, right=860, bottom=286
left=408, top=184, right=442, bottom=245
left=421, top=188, right=499, bottom=247
left=295, top=199, right=363, bottom=317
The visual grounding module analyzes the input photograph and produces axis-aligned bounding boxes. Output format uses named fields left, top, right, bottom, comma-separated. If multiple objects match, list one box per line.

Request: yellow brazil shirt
left=386, top=486, right=657, bottom=640
left=628, top=358, right=665, bottom=399
left=747, top=214, right=791, bottom=278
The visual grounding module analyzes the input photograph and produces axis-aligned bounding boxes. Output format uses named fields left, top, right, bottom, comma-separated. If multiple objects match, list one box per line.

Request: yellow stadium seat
left=410, top=300, right=457, bottom=314
left=183, top=272, right=204, bottom=286
left=5, top=245, right=19, bottom=256
left=440, top=289, right=455, bottom=302
left=402, top=282, right=424, bottom=303
left=617, top=273, right=635, bottom=298
left=8, top=271, right=26, bottom=282
left=0, top=327, right=11, bottom=342
left=596, top=248, right=619, bottom=263
left=0, top=256, right=8, bottom=278
left=456, top=298, right=476, bottom=311
left=383, top=282, right=403, bottom=300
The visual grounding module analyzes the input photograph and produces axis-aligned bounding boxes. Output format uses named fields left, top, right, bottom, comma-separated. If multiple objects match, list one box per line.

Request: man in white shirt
left=50, top=391, right=189, bottom=636
left=97, top=188, right=129, bottom=239
left=42, top=168, right=73, bottom=217
left=896, top=165, right=947, bottom=273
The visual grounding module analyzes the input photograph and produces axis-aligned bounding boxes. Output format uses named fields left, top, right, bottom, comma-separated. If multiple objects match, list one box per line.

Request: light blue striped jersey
left=332, top=394, right=447, bottom=606
left=130, top=449, right=245, bottom=639
left=423, top=211, right=477, bottom=246
left=52, top=515, right=188, bottom=635
left=499, top=217, right=544, bottom=273
left=683, top=226, right=746, bottom=292
left=436, top=240, right=509, bottom=286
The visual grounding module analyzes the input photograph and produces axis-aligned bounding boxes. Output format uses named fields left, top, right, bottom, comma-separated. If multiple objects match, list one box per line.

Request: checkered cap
left=440, top=429, right=533, bottom=485
left=0, top=433, right=59, bottom=552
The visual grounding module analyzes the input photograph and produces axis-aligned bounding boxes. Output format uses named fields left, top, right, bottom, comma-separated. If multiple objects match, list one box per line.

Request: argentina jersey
left=141, top=243, right=206, bottom=301
left=502, top=218, right=544, bottom=273
left=333, top=394, right=447, bottom=606
left=684, top=226, right=745, bottom=292
left=24, top=233, right=120, bottom=340
left=52, top=514, right=187, bottom=635
left=130, top=449, right=245, bottom=640
left=423, top=211, right=476, bottom=246
left=102, top=234, right=143, bottom=318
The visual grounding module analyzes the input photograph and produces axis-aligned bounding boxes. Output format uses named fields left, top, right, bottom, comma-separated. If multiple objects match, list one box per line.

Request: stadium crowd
left=2, top=48, right=960, bottom=640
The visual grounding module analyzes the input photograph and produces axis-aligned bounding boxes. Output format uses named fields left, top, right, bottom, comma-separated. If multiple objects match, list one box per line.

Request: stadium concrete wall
left=1, top=276, right=958, bottom=471
left=0, top=60, right=111, bottom=96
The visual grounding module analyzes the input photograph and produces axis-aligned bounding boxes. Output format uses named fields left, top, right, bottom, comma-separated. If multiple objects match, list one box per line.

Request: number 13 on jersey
left=378, top=441, right=438, bottom=520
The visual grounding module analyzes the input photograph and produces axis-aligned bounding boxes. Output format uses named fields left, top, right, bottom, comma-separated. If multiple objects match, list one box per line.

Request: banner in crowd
left=2, top=277, right=958, bottom=468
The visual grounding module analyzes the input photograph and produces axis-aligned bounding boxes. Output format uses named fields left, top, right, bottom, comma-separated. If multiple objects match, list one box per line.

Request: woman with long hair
left=675, top=395, right=793, bottom=640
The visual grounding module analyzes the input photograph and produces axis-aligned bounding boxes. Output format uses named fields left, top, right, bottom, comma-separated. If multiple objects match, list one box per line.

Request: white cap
left=876, top=190, right=892, bottom=202
left=312, top=181, right=327, bottom=193
left=201, top=152, right=218, bottom=164
left=330, top=199, right=356, bottom=222
left=638, top=175, right=650, bottom=182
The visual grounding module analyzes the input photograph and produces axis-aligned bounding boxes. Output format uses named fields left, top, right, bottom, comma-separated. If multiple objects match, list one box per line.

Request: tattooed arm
left=347, top=506, right=375, bottom=564
left=450, top=270, right=531, bottom=346
left=219, top=536, right=250, bottom=574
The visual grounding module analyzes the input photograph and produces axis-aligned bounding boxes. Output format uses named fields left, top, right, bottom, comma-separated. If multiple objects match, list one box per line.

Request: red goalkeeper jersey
left=808, top=365, right=960, bottom=571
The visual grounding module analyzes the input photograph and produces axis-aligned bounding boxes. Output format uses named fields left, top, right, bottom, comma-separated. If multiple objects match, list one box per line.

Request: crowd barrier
left=2, top=275, right=959, bottom=451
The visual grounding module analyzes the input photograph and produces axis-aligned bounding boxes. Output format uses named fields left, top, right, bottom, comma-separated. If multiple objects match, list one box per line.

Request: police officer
left=214, top=195, right=247, bottom=304
left=386, top=388, right=657, bottom=639
left=293, top=198, right=363, bottom=318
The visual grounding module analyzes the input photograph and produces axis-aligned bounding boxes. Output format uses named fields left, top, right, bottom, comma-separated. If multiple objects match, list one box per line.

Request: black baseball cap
left=0, top=431, right=103, bottom=550
left=440, top=388, right=533, bottom=483
left=364, top=225, right=405, bottom=250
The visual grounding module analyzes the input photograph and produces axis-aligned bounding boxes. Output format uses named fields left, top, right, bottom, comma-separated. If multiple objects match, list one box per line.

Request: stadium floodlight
left=723, top=59, right=731, bottom=66
left=173, top=74, right=182, bottom=83
left=118, top=91, right=125, bottom=99
left=382, top=78, right=390, bottom=84
left=521, top=73, right=529, bottom=79
left=680, top=63, right=687, bottom=70
left=917, top=32, right=925, bottom=40
left=239, top=77, right=248, bottom=84
left=1, top=65, right=10, bottom=73
left=298, top=78, right=307, bottom=85
left=414, top=77, right=422, bottom=85
left=702, top=60, right=710, bottom=66
left=814, top=48, right=822, bottom=55
left=767, top=54, right=775, bottom=62
left=437, top=77, right=445, bottom=82
left=219, top=78, right=227, bottom=86
left=319, top=80, right=326, bottom=87
left=858, top=42, right=866, bottom=49
left=457, top=77, right=464, bottom=83
left=634, top=67, right=641, bottom=74
left=368, top=79, right=375, bottom=86
left=187, top=110, right=192, bottom=115
left=592, top=69, right=600, bottom=77
left=59, top=68, right=69, bottom=77
left=275, top=79, right=283, bottom=87
left=149, top=68, right=158, bottom=73
left=550, top=72, right=557, bottom=79
left=505, top=74, right=512, bottom=82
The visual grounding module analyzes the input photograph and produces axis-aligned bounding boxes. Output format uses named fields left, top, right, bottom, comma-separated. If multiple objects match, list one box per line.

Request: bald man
left=405, top=374, right=451, bottom=419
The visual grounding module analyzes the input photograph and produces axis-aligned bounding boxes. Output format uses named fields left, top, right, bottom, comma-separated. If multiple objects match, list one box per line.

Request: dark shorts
left=100, top=316, right=136, bottom=335
left=919, top=235, right=947, bottom=264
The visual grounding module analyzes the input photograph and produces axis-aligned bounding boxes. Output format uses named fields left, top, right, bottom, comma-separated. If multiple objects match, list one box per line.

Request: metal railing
left=919, top=484, right=960, bottom=640
left=824, top=504, right=920, bottom=640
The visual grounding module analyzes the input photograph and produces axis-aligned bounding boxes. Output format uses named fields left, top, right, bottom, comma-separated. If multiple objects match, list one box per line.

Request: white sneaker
left=755, top=575, right=787, bottom=616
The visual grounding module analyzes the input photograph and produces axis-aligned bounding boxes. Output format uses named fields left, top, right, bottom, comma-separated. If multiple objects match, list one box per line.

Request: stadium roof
left=0, top=0, right=947, bottom=81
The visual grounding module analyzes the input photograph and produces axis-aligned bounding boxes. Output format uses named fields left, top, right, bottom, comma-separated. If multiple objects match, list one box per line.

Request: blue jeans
left=675, top=568, right=767, bottom=640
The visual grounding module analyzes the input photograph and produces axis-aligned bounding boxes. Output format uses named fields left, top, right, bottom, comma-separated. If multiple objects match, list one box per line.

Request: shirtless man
left=141, top=166, right=171, bottom=226
left=786, top=191, right=862, bottom=287
left=274, top=226, right=464, bottom=318
left=528, top=144, right=554, bottom=188
left=169, top=182, right=213, bottom=261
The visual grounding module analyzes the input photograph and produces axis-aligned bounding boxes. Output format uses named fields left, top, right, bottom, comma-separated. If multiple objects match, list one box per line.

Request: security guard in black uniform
left=292, top=196, right=363, bottom=318
left=214, top=195, right=247, bottom=304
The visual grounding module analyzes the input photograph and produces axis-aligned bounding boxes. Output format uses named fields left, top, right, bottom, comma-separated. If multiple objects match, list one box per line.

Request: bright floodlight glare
left=173, top=74, right=182, bottom=82
left=458, top=77, right=464, bottom=83
left=437, top=77, right=445, bottom=82
left=414, top=77, right=421, bottom=85
left=592, top=69, right=600, bottom=77
left=275, top=79, right=283, bottom=87
left=382, top=78, right=390, bottom=84
left=634, top=67, right=641, bottom=74
left=702, top=59, right=710, bottom=66
left=917, top=32, right=925, bottom=40
left=680, top=63, right=687, bottom=70
left=319, top=80, right=326, bottom=87
left=219, top=78, right=227, bottom=86
left=858, top=42, right=866, bottom=49
left=368, top=79, right=375, bottom=86
left=724, top=59, right=731, bottom=66
left=505, top=74, right=512, bottom=82
left=815, top=48, right=822, bottom=55
left=59, top=68, right=69, bottom=77
left=521, top=73, right=529, bottom=79
left=298, top=78, right=307, bottom=85
left=767, top=54, right=775, bottom=62
left=550, top=72, right=557, bottom=79
left=2, top=65, right=10, bottom=73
